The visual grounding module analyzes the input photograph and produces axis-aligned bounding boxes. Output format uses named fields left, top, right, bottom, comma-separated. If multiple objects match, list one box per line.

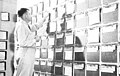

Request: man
left=14, top=8, right=49, bottom=76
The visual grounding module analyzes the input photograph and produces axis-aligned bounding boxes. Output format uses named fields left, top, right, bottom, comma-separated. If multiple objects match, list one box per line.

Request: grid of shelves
left=27, top=0, right=120, bottom=76
left=0, top=30, right=8, bottom=76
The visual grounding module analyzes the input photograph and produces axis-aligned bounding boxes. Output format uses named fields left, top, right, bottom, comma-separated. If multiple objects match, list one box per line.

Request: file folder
left=40, top=49, right=48, bottom=59
left=0, top=52, right=6, bottom=60
left=76, top=12, right=88, bottom=28
left=55, top=47, right=63, bottom=60
left=0, top=41, right=7, bottom=50
left=43, top=0, right=50, bottom=11
left=35, top=49, right=40, bottom=59
left=88, top=0, right=101, bottom=8
left=66, top=1, right=75, bottom=14
left=49, top=22, right=56, bottom=33
left=101, top=45, right=117, bottom=63
left=66, top=17, right=74, bottom=31
left=103, top=0, right=117, bottom=5
left=38, top=2, right=43, bottom=13
left=102, top=3, right=118, bottom=24
left=55, top=62, right=63, bottom=75
left=75, top=29, right=87, bottom=47
left=0, top=72, right=5, bottom=76
left=74, top=47, right=85, bottom=61
left=40, top=61, right=47, bottom=72
left=56, top=33, right=64, bottom=46
left=32, top=5, right=38, bottom=15
left=46, top=61, right=54, bottom=73
left=48, top=36, right=55, bottom=46
left=74, top=63, right=85, bottom=76
left=63, top=63, right=72, bottom=76
left=101, top=23, right=118, bottom=43
left=101, top=65, right=117, bottom=76
left=88, top=8, right=101, bottom=26
left=87, top=27, right=100, bottom=43
left=0, top=31, right=8, bottom=40
left=34, top=60, right=40, bottom=71
left=87, top=46, right=99, bottom=62
left=48, top=48, right=54, bottom=60
left=41, top=36, right=48, bottom=47
left=64, top=47, right=73, bottom=60
left=0, top=62, right=6, bottom=70
left=57, top=5, right=65, bottom=19
left=76, top=0, right=88, bottom=13
left=65, top=33, right=73, bottom=45
left=50, top=9, right=56, bottom=20
left=50, top=0, right=57, bottom=8
left=33, top=72, right=39, bottom=76
left=86, top=64, right=99, bottom=76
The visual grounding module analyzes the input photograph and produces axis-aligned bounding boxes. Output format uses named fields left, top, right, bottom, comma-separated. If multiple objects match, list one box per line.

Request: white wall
left=17, top=0, right=42, bottom=10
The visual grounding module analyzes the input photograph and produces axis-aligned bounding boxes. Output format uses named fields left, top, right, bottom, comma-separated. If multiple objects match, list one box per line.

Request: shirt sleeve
left=17, top=24, right=36, bottom=47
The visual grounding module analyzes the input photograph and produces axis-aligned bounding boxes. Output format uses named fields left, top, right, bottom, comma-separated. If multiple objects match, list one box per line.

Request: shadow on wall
left=9, top=28, right=15, bottom=76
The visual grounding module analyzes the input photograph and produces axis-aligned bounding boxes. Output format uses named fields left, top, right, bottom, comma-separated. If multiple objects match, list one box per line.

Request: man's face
left=25, top=10, right=32, bottom=22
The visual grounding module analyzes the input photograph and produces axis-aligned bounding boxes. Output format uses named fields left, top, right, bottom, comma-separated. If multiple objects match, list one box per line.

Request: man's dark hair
left=18, top=8, right=29, bottom=17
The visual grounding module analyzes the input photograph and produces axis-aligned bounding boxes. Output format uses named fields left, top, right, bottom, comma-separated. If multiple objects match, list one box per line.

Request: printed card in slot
left=101, top=24, right=118, bottom=43
left=56, top=33, right=64, bottom=46
left=87, top=27, right=100, bottom=43
left=87, top=64, right=98, bottom=71
left=40, top=61, right=46, bottom=72
left=34, top=60, right=40, bottom=71
left=87, top=46, right=99, bottom=62
left=48, top=48, right=54, bottom=60
left=88, top=8, right=101, bottom=26
left=64, top=64, right=72, bottom=76
left=103, top=0, right=117, bottom=5
left=102, top=3, right=118, bottom=24
left=66, top=17, right=74, bottom=30
left=40, top=49, right=48, bottom=59
left=76, top=0, right=88, bottom=13
left=0, top=62, right=5, bottom=70
left=50, top=0, right=57, bottom=8
left=76, top=12, right=88, bottom=28
left=46, top=61, right=54, bottom=73
left=66, top=1, right=75, bottom=14
left=75, top=29, right=87, bottom=46
left=33, top=72, right=39, bottom=76
left=32, top=5, right=38, bottom=15
left=74, top=47, right=85, bottom=61
left=49, top=22, right=56, bottom=33
left=55, top=47, right=63, bottom=60
left=38, top=2, right=43, bottom=13
left=55, top=62, right=63, bottom=75
left=57, top=5, right=65, bottom=19
left=0, top=41, right=7, bottom=50
left=43, top=0, right=50, bottom=11
left=88, top=0, right=101, bottom=8
left=0, top=52, right=6, bottom=60
left=0, top=72, right=5, bottom=76
left=101, top=45, right=117, bottom=62
left=101, top=65, right=117, bottom=76
left=0, top=31, right=7, bottom=40
left=35, top=49, right=40, bottom=58
left=65, top=33, right=73, bottom=45
left=64, top=47, right=73, bottom=60
left=74, top=63, right=85, bottom=76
